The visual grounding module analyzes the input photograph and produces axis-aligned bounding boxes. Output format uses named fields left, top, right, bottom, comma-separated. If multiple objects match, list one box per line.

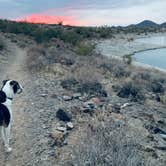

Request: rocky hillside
left=0, top=22, right=166, bottom=166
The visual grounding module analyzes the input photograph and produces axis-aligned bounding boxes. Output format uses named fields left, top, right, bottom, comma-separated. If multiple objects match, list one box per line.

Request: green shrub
left=0, top=39, right=5, bottom=51
left=76, top=42, right=96, bottom=56
left=123, top=54, right=133, bottom=65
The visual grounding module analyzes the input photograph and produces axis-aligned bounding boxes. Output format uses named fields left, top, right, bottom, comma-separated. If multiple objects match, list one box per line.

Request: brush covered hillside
left=0, top=19, right=166, bottom=166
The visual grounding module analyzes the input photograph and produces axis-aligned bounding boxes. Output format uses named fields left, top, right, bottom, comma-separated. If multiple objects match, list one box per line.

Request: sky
left=0, top=0, right=165, bottom=26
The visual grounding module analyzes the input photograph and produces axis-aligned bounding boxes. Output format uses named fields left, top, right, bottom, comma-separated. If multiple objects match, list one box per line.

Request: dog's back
left=0, top=90, right=10, bottom=127
left=0, top=104, right=10, bottom=127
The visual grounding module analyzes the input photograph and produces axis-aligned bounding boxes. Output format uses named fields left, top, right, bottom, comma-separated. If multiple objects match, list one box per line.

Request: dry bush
left=99, top=57, right=131, bottom=78
left=27, top=45, right=75, bottom=72
left=132, top=69, right=166, bottom=94
left=75, top=41, right=96, bottom=56
left=27, top=46, right=48, bottom=72
left=61, top=120, right=145, bottom=166
left=117, top=80, right=146, bottom=102
left=61, top=63, right=107, bottom=97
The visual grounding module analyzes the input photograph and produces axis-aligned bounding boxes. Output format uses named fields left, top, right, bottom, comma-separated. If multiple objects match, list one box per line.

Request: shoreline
left=96, top=32, right=166, bottom=72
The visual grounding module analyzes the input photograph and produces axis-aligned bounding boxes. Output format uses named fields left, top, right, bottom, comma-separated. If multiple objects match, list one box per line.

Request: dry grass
left=59, top=119, right=145, bottom=166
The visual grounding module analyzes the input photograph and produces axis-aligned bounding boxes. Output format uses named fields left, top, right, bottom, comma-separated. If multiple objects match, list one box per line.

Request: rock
left=57, top=126, right=67, bottom=132
left=66, top=122, right=74, bottom=130
left=40, top=94, right=47, bottom=97
left=62, top=95, right=73, bottom=101
left=73, top=93, right=82, bottom=99
left=120, top=103, right=132, bottom=109
left=78, top=95, right=88, bottom=102
left=83, top=101, right=97, bottom=110
left=56, top=109, right=72, bottom=122
left=155, top=94, right=161, bottom=102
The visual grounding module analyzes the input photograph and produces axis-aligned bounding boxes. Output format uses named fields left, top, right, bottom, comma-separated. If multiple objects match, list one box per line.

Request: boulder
left=56, top=109, right=72, bottom=122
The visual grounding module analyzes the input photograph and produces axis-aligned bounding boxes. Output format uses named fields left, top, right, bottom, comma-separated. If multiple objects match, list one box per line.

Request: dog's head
left=2, top=80, right=23, bottom=95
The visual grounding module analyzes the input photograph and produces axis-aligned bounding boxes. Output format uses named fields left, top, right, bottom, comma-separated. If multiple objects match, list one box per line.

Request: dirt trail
left=0, top=41, right=35, bottom=166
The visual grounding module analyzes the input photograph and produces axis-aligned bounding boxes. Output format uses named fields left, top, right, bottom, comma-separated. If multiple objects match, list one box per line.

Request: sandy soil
left=96, top=33, right=166, bottom=57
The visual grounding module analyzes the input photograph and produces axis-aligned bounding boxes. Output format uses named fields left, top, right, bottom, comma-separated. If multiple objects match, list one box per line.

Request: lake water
left=134, top=36, right=166, bottom=70
left=134, top=48, right=166, bottom=69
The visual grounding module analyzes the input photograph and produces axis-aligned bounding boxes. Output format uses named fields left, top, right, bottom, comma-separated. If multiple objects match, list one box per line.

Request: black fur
left=0, top=91, right=7, bottom=103
left=0, top=104, right=10, bottom=127
left=10, top=81, right=19, bottom=94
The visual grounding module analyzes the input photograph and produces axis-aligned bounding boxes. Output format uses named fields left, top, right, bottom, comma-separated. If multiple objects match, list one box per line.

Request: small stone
left=57, top=126, right=67, bottom=132
left=66, top=122, right=74, bottom=130
left=120, top=103, right=132, bottom=109
left=73, top=93, right=82, bottom=99
left=40, top=94, right=47, bottom=97
left=62, top=95, right=73, bottom=101
left=83, top=102, right=97, bottom=109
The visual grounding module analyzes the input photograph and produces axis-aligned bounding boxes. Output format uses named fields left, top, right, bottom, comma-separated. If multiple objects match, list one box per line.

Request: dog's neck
left=2, top=82, right=14, bottom=100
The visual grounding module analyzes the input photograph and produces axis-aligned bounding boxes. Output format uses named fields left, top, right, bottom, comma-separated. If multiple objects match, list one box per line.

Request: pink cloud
left=15, top=14, right=85, bottom=26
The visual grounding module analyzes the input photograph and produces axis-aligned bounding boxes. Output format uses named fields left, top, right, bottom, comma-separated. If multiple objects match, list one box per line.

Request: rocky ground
left=0, top=33, right=166, bottom=166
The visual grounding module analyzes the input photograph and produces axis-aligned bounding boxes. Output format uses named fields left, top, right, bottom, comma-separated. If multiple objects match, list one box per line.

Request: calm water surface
left=134, top=48, right=166, bottom=69
left=134, top=36, right=166, bottom=69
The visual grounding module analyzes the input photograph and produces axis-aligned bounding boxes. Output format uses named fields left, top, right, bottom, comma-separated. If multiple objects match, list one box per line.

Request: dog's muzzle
left=17, top=85, right=23, bottom=94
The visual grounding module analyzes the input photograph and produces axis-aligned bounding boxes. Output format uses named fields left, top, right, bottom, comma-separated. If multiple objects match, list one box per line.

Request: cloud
left=67, top=0, right=166, bottom=26
left=15, top=14, right=85, bottom=26
left=0, top=0, right=166, bottom=26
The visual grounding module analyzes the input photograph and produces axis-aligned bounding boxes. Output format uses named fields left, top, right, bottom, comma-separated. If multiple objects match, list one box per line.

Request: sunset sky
left=0, top=0, right=165, bottom=26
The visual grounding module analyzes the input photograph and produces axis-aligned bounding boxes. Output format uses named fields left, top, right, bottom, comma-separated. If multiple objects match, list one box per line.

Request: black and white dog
left=0, top=80, right=23, bottom=152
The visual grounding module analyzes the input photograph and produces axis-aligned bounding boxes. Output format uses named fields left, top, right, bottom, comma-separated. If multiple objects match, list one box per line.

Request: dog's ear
left=10, top=81, right=16, bottom=86
left=2, top=80, right=8, bottom=86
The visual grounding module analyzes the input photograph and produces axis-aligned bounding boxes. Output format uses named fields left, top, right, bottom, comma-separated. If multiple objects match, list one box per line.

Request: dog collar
left=7, top=97, right=13, bottom=100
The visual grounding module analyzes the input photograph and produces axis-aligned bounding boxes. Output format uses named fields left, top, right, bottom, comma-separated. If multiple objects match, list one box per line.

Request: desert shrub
left=99, top=58, right=131, bottom=78
left=150, top=81, right=164, bottom=93
left=77, top=82, right=107, bottom=97
left=61, top=63, right=107, bottom=97
left=27, top=46, right=48, bottom=71
left=0, top=41, right=4, bottom=51
left=123, top=54, right=133, bottom=65
left=76, top=42, right=96, bottom=56
left=0, top=38, right=5, bottom=51
left=62, top=120, right=145, bottom=166
left=60, top=30, right=82, bottom=45
left=113, top=64, right=131, bottom=78
left=117, top=81, right=145, bottom=102
left=133, top=71, right=151, bottom=81
left=61, top=78, right=107, bottom=97
left=61, top=78, right=79, bottom=90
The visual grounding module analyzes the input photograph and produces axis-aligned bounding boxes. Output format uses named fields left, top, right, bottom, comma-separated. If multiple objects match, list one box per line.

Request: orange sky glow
left=15, top=14, right=85, bottom=26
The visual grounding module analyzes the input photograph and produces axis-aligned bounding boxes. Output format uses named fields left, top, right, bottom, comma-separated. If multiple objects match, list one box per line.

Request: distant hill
left=135, top=20, right=159, bottom=28
left=161, top=22, right=166, bottom=27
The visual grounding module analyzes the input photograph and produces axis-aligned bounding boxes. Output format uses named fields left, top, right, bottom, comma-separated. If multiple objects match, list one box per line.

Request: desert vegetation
left=0, top=19, right=166, bottom=166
